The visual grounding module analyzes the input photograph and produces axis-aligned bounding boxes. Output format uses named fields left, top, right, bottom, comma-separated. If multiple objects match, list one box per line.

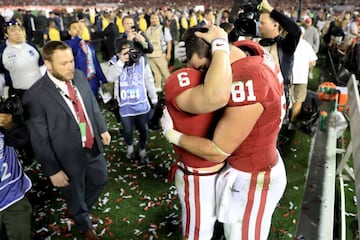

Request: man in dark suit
left=66, top=20, right=108, bottom=98
left=23, top=41, right=111, bottom=240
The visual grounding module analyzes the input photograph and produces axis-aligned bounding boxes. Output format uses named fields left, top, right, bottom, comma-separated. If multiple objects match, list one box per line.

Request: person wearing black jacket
left=34, top=10, right=49, bottom=46
left=119, top=15, right=154, bottom=57
left=258, top=0, right=301, bottom=123
left=0, top=15, right=5, bottom=44
left=98, top=10, right=119, bottom=61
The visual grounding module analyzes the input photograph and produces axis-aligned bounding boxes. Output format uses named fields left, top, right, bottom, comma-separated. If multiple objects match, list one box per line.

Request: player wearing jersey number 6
left=162, top=28, right=287, bottom=240
left=162, top=25, right=233, bottom=240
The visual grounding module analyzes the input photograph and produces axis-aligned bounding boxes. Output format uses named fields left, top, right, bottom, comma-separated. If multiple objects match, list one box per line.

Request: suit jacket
left=23, top=70, right=108, bottom=178
left=66, top=36, right=107, bottom=84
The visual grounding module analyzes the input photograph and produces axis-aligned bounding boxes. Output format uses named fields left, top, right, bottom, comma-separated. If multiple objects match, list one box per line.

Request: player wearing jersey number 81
left=161, top=26, right=287, bottom=240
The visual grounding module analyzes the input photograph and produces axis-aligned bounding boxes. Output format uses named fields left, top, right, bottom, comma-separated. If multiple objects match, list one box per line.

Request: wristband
left=165, top=129, right=183, bottom=146
left=211, top=38, right=230, bottom=55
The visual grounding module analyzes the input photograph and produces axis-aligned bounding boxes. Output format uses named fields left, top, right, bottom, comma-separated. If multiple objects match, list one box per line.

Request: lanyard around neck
left=54, top=81, right=82, bottom=120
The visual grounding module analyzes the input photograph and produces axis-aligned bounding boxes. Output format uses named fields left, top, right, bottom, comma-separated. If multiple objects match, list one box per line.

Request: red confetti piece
left=50, top=225, right=60, bottom=231
left=150, top=223, right=158, bottom=229
left=65, top=233, right=72, bottom=238
left=104, top=217, right=112, bottom=224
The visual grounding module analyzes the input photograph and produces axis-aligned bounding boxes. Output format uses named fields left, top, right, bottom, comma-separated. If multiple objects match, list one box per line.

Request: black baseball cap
left=3, top=19, right=21, bottom=34
left=114, top=37, right=132, bottom=52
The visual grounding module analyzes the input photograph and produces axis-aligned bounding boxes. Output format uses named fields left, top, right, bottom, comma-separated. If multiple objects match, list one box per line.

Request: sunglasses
left=4, top=20, right=21, bottom=28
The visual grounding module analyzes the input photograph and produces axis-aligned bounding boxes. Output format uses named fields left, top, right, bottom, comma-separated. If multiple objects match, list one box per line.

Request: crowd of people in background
left=0, top=0, right=360, bottom=239
left=0, top=2, right=359, bottom=74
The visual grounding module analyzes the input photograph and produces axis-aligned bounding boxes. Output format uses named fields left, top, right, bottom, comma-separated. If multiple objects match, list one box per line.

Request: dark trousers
left=169, top=41, right=175, bottom=66
left=59, top=147, right=107, bottom=233
left=121, top=113, right=149, bottom=150
left=0, top=197, right=32, bottom=240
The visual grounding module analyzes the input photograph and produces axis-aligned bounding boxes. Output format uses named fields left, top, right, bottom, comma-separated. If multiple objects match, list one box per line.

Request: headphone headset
left=259, top=35, right=282, bottom=46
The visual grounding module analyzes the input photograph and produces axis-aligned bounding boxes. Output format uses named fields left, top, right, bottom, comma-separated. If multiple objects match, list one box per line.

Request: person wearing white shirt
left=289, top=27, right=318, bottom=130
left=0, top=20, right=46, bottom=97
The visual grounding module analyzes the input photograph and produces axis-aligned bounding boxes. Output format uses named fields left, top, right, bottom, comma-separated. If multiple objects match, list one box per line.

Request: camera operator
left=0, top=107, right=32, bottom=240
left=257, top=0, right=301, bottom=123
left=107, top=38, right=157, bottom=163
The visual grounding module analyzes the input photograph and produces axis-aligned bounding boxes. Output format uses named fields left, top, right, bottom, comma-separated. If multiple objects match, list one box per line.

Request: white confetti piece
left=98, top=227, right=107, bottom=236
left=289, top=201, right=294, bottom=210
left=36, top=227, right=49, bottom=233
left=103, top=207, right=111, bottom=213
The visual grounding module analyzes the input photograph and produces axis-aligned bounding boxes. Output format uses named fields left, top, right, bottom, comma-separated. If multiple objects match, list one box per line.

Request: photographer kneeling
left=0, top=103, right=32, bottom=240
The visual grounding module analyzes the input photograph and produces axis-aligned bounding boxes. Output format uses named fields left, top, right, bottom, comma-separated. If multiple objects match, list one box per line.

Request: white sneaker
left=139, top=149, right=149, bottom=163
left=126, top=145, right=135, bottom=159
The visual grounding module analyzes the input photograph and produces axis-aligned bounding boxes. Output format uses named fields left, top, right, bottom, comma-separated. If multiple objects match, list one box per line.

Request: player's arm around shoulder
left=176, top=83, right=230, bottom=114
left=212, top=103, right=264, bottom=159
left=198, top=26, right=232, bottom=113
left=166, top=67, right=227, bottom=114
left=177, top=26, right=232, bottom=114
left=176, top=103, right=264, bottom=163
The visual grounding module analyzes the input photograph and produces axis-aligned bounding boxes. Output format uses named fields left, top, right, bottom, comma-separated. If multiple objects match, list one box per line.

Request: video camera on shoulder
left=229, top=0, right=262, bottom=41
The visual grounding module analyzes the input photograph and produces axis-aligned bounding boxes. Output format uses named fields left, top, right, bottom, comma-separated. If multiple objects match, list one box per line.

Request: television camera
left=229, top=0, right=262, bottom=41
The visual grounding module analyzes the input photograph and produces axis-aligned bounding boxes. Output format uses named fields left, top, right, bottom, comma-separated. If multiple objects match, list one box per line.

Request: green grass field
left=16, top=52, right=359, bottom=239
left=27, top=106, right=358, bottom=240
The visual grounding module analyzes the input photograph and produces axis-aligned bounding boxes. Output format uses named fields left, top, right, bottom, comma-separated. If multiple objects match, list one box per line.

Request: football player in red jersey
left=163, top=25, right=234, bottom=240
left=162, top=29, right=287, bottom=240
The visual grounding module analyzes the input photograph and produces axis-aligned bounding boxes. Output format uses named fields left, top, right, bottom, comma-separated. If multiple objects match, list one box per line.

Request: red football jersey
left=227, top=55, right=284, bottom=172
left=164, top=68, right=221, bottom=168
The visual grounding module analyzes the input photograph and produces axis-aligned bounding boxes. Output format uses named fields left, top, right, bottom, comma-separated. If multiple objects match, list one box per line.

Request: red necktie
left=80, top=41, right=91, bottom=78
left=80, top=40, right=88, bottom=54
left=66, top=81, right=94, bottom=149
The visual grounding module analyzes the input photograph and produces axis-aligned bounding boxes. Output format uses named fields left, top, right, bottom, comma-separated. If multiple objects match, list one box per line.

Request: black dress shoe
left=84, top=228, right=99, bottom=240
